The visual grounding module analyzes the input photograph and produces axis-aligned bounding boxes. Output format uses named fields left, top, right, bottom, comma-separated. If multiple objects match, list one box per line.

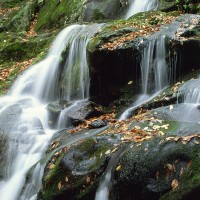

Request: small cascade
left=141, top=35, right=169, bottom=94
left=179, top=78, right=200, bottom=104
left=125, top=0, right=158, bottom=19
left=119, top=35, right=171, bottom=120
left=0, top=23, right=102, bottom=200
left=119, top=17, right=188, bottom=120
left=95, top=146, right=127, bottom=200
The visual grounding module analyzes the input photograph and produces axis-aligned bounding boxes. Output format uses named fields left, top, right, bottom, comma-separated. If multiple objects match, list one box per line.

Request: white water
left=125, top=0, right=158, bottom=19
left=119, top=35, right=171, bottom=120
left=0, top=23, right=102, bottom=200
left=179, top=78, right=200, bottom=104
left=119, top=14, right=193, bottom=120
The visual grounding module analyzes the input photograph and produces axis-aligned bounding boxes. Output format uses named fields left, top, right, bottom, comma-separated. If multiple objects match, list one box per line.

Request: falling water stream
left=1, top=1, right=198, bottom=199
left=0, top=1, right=158, bottom=199
left=119, top=16, right=190, bottom=120
left=125, top=0, right=158, bottom=19
left=0, top=24, right=102, bottom=200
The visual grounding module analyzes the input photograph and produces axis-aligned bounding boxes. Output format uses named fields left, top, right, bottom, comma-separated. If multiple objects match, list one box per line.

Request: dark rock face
left=83, top=0, right=128, bottom=21
left=64, top=101, right=102, bottom=125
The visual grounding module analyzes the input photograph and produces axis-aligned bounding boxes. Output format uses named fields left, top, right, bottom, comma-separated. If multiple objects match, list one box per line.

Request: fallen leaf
left=116, top=165, right=121, bottom=171
left=49, top=163, right=55, bottom=170
left=105, top=150, right=111, bottom=155
left=58, top=181, right=62, bottom=190
left=86, top=177, right=90, bottom=183
left=65, top=177, right=69, bottom=182
left=171, top=179, right=178, bottom=190
left=187, top=160, right=192, bottom=169
left=128, top=81, right=133, bottom=85
left=165, top=164, right=173, bottom=171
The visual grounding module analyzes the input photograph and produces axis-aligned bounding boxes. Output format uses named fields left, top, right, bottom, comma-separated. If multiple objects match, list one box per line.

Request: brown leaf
left=187, top=160, right=192, bottom=169
left=58, top=181, right=62, bottom=190
left=171, top=179, right=178, bottom=190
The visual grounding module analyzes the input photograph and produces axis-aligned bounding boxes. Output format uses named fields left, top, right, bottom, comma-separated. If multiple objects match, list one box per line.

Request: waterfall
left=0, top=23, right=102, bottom=200
left=119, top=34, right=171, bottom=120
left=179, top=78, right=200, bottom=104
left=171, top=78, right=200, bottom=123
left=119, top=15, right=192, bottom=120
left=95, top=147, right=127, bottom=200
left=125, top=0, right=158, bottom=19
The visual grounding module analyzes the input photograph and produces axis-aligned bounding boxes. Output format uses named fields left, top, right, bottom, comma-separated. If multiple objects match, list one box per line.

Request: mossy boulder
left=38, top=133, right=121, bottom=200
left=35, top=0, right=127, bottom=32
left=0, top=0, right=37, bottom=32
left=112, top=135, right=200, bottom=200
left=0, top=34, right=52, bottom=64
left=158, top=0, right=200, bottom=14
left=88, top=12, right=200, bottom=105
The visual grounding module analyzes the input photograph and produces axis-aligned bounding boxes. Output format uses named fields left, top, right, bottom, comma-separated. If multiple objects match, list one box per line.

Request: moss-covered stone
left=113, top=136, right=200, bottom=200
left=0, top=0, right=37, bottom=32
left=38, top=134, right=121, bottom=200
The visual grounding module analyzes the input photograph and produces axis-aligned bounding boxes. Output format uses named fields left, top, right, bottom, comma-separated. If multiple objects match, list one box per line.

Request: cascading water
left=119, top=34, right=171, bottom=120
left=119, top=15, right=192, bottom=120
left=170, top=78, right=200, bottom=123
left=0, top=23, right=102, bottom=200
left=125, top=0, right=158, bottom=19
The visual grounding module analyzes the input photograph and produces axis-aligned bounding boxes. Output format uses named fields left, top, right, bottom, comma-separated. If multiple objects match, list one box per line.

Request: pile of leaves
left=99, top=12, right=179, bottom=50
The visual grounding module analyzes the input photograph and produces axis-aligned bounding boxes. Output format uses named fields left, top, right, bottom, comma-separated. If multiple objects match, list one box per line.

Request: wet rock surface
left=113, top=136, right=200, bottom=200
left=38, top=133, right=121, bottom=200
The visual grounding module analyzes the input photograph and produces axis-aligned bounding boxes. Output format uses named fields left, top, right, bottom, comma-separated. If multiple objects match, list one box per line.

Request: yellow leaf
left=165, top=164, right=173, bottom=171
left=86, top=177, right=90, bottom=183
left=116, top=165, right=121, bottom=171
left=134, top=126, right=141, bottom=130
left=171, top=179, right=178, bottom=190
left=128, top=81, right=133, bottom=85
left=158, top=131, right=164, bottom=135
left=105, top=150, right=111, bottom=155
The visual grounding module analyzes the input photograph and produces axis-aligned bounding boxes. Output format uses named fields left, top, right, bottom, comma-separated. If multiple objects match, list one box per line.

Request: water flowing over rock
left=125, top=0, right=158, bottom=19
left=1, top=1, right=200, bottom=200
left=0, top=23, right=102, bottom=200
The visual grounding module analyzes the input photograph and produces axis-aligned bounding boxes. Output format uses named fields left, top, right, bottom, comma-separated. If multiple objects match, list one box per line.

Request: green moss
left=36, top=0, right=86, bottom=32
left=92, top=9, right=106, bottom=20
left=0, top=0, right=25, bottom=8
left=160, top=143, right=200, bottom=200
left=88, top=11, right=181, bottom=52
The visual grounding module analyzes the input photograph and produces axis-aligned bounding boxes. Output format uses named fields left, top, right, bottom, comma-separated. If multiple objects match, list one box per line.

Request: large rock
left=35, top=0, right=128, bottom=32
left=88, top=12, right=200, bottom=105
left=113, top=136, right=200, bottom=200
left=38, top=133, right=121, bottom=200
left=0, top=0, right=37, bottom=32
